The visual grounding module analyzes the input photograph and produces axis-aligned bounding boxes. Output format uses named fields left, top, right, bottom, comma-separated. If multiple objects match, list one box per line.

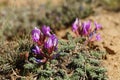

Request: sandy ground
left=88, top=11, right=120, bottom=80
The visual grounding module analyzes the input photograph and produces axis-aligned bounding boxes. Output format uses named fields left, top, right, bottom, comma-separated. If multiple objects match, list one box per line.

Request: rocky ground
left=92, top=11, right=120, bottom=80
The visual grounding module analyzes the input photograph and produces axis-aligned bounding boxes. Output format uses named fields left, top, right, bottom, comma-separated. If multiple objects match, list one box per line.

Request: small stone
left=103, top=46, right=116, bottom=54
left=114, top=63, right=117, bottom=67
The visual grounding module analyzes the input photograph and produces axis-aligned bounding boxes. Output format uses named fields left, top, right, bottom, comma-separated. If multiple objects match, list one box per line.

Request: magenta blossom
left=85, top=21, right=91, bottom=31
left=96, top=34, right=101, bottom=41
left=81, top=21, right=91, bottom=36
left=44, top=37, right=53, bottom=49
left=44, top=34, right=58, bottom=49
left=30, top=26, right=59, bottom=64
left=94, top=22, right=102, bottom=30
left=44, top=34, right=58, bottom=54
left=35, top=57, right=47, bottom=63
left=72, top=18, right=102, bottom=44
left=72, top=19, right=91, bottom=36
left=89, top=33, right=101, bottom=42
left=51, top=34, right=58, bottom=47
left=42, top=25, right=51, bottom=36
left=35, top=59, right=42, bottom=63
left=72, top=18, right=79, bottom=32
left=32, top=45, right=40, bottom=55
left=31, top=27, right=41, bottom=42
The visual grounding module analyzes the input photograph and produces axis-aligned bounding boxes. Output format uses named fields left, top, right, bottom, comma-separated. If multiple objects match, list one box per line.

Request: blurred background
left=0, top=0, right=119, bottom=41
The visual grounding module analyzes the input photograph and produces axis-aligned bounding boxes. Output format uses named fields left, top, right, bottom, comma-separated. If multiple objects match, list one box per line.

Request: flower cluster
left=31, top=26, right=58, bottom=63
left=72, top=18, right=102, bottom=43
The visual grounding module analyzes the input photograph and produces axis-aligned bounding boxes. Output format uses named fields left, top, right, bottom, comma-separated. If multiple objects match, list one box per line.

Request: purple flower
left=35, top=58, right=42, bottom=63
left=44, top=34, right=58, bottom=53
left=44, top=34, right=58, bottom=49
left=35, top=57, right=47, bottom=63
left=82, top=21, right=91, bottom=36
left=82, top=26, right=87, bottom=35
left=94, top=22, right=102, bottom=30
left=32, top=45, right=40, bottom=54
left=31, top=27, right=41, bottom=42
left=42, top=25, right=51, bottom=36
left=85, top=21, right=91, bottom=31
left=96, top=34, right=101, bottom=41
left=44, top=36, right=53, bottom=49
left=51, top=34, right=58, bottom=47
left=72, top=18, right=79, bottom=32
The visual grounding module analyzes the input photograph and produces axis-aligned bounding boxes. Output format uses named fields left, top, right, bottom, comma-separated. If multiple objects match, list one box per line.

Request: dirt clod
left=103, top=46, right=116, bottom=54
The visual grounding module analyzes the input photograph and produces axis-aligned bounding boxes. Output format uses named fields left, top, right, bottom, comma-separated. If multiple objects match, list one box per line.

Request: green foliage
left=58, top=33, right=76, bottom=53
left=69, top=54, right=85, bottom=68
left=23, top=63, right=35, bottom=70
left=86, top=65, right=107, bottom=80
left=37, top=70, right=52, bottom=77
left=57, top=34, right=107, bottom=80
left=40, top=0, right=93, bottom=29
left=0, top=32, right=107, bottom=79
left=101, top=0, right=120, bottom=11
left=55, top=69, right=69, bottom=79
left=0, top=38, right=32, bottom=79
left=17, top=38, right=31, bottom=53
left=0, top=41, right=19, bottom=74
left=74, top=68, right=85, bottom=76
left=90, top=51, right=104, bottom=59
left=88, top=58, right=100, bottom=66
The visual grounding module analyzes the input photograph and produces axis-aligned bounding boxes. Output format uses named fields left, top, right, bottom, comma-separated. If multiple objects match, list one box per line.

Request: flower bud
left=31, top=27, right=41, bottom=42
left=32, top=45, right=40, bottom=55
left=42, top=25, right=51, bottom=36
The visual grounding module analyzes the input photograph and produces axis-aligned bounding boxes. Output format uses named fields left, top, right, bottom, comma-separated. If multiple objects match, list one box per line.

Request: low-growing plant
left=72, top=18, right=101, bottom=45
left=0, top=19, right=107, bottom=80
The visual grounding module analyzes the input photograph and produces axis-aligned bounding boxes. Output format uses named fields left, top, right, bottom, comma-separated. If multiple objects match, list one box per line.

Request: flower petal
left=32, top=45, right=40, bottom=54
left=42, top=25, right=51, bottom=36
left=94, top=22, right=102, bottom=30
left=96, top=34, right=101, bottom=41
left=72, top=18, right=79, bottom=32
left=31, top=27, right=41, bottom=42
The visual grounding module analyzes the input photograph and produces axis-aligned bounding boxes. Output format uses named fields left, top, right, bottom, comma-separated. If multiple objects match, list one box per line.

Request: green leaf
left=24, top=63, right=35, bottom=69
